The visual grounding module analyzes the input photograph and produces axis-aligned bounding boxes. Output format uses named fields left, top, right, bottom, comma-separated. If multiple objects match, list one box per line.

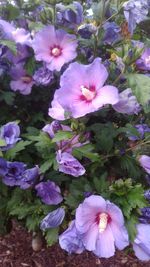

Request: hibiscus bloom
left=32, top=25, right=77, bottom=71
left=75, top=195, right=129, bottom=258
left=133, top=224, right=150, bottom=261
left=139, top=155, right=150, bottom=174
left=50, top=58, right=119, bottom=118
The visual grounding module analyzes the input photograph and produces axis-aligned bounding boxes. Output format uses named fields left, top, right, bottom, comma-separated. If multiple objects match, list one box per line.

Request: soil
left=0, top=221, right=150, bottom=267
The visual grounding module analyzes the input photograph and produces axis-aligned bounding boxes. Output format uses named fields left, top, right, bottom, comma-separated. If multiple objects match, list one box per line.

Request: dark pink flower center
left=51, top=46, right=62, bottom=57
left=21, top=76, right=32, bottom=84
left=96, top=212, right=111, bottom=233
left=80, top=85, right=96, bottom=102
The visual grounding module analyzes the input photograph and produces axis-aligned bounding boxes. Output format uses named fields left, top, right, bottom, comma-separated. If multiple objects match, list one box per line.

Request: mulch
left=0, top=221, right=150, bottom=267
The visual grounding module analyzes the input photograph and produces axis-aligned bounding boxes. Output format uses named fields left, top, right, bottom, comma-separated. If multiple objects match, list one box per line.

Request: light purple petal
left=139, top=155, right=150, bottom=174
left=40, top=207, right=65, bottom=230
left=93, top=85, right=119, bottom=108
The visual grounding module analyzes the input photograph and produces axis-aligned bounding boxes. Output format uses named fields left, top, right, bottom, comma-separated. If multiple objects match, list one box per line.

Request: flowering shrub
left=0, top=0, right=150, bottom=261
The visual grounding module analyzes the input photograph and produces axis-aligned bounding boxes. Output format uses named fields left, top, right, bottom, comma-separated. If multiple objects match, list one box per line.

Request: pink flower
left=75, top=195, right=129, bottom=258
left=32, top=25, right=78, bottom=71
left=50, top=58, right=119, bottom=118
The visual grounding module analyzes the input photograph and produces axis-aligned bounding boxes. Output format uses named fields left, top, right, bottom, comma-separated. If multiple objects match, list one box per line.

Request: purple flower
left=0, top=157, right=7, bottom=176
left=5, top=44, right=30, bottom=64
left=123, top=0, right=149, bottom=34
left=56, top=150, right=85, bottom=177
left=0, top=122, right=20, bottom=151
left=139, top=155, right=150, bottom=174
left=59, top=220, right=85, bottom=254
left=10, top=64, right=34, bottom=95
left=42, top=121, right=62, bottom=139
left=48, top=95, right=67, bottom=121
left=19, top=166, right=39, bottom=189
left=144, top=190, right=150, bottom=201
left=0, top=158, right=39, bottom=188
left=78, top=23, right=97, bottom=39
left=32, top=25, right=77, bottom=71
left=52, top=58, right=119, bottom=118
left=139, top=207, right=150, bottom=224
left=75, top=195, right=129, bottom=258
left=136, top=48, right=150, bottom=71
left=35, top=181, right=63, bottom=205
left=103, top=22, right=121, bottom=45
left=133, top=224, right=150, bottom=261
left=56, top=2, right=83, bottom=28
left=0, top=19, right=31, bottom=46
left=112, top=88, right=141, bottom=115
left=33, top=65, right=54, bottom=86
left=40, top=207, right=65, bottom=230
left=128, top=124, right=150, bottom=141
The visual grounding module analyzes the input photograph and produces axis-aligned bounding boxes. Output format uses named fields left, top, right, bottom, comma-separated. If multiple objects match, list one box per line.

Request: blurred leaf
left=45, top=228, right=58, bottom=246
left=5, top=141, right=32, bottom=160
left=0, top=40, right=17, bottom=55
left=52, top=131, right=74, bottom=143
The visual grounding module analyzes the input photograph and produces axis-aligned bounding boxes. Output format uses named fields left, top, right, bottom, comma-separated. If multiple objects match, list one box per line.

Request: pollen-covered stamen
left=81, top=85, right=96, bottom=101
left=98, top=213, right=108, bottom=233
left=145, top=56, right=150, bottom=65
left=51, top=47, right=62, bottom=57
left=21, top=76, right=32, bottom=83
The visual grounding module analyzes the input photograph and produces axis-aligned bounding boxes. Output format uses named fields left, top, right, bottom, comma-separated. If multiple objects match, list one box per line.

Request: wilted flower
left=139, top=207, right=150, bottom=224
left=56, top=150, right=85, bottom=177
left=103, top=22, right=121, bottom=45
left=133, top=223, right=150, bottom=261
left=32, top=25, right=77, bottom=71
left=56, top=2, right=83, bottom=28
left=75, top=195, right=129, bottom=258
left=0, top=158, right=39, bottom=188
left=112, top=88, right=141, bottom=115
left=0, top=19, right=31, bottom=46
left=35, top=181, right=63, bottom=205
left=10, top=64, right=34, bottom=95
left=139, top=155, right=150, bottom=174
left=59, top=220, right=85, bottom=254
left=0, top=122, right=20, bottom=151
left=128, top=124, right=150, bottom=141
left=123, top=0, right=149, bottom=34
left=51, top=58, right=119, bottom=118
left=33, top=65, right=54, bottom=86
left=40, top=207, right=65, bottom=230
left=136, top=48, right=150, bottom=71
left=78, top=23, right=97, bottom=39
left=42, top=121, right=62, bottom=138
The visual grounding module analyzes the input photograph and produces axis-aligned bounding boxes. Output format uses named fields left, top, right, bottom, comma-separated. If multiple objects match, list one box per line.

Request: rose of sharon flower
left=50, top=58, right=119, bottom=119
left=56, top=150, right=85, bottom=177
left=0, top=158, right=39, bottom=189
left=133, top=224, right=150, bottom=261
left=32, top=25, right=77, bottom=71
left=112, top=88, right=141, bottom=115
left=136, top=48, right=150, bottom=71
left=75, top=195, right=129, bottom=258
left=33, top=65, right=54, bottom=86
left=10, top=64, right=34, bottom=95
left=139, top=155, right=150, bottom=174
left=35, top=181, right=63, bottom=205
left=0, top=122, right=20, bottom=151
left=128, top=124, right=150, bottom=141
left=40, top=208, right=65, bottom=230
left=59, top=220, right=85, bottom=254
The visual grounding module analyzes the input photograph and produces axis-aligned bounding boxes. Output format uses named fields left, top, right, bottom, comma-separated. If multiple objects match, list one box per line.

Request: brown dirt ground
left=0, top=221, right=150, bottom=267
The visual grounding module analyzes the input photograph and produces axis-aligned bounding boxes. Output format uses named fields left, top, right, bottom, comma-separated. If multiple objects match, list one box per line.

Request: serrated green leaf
left=126, top=215, right=138, bottom=242
left=40, top=159, right=53, bottom=173
left=0, top=139, right=6, bottom=147
left=52, top=131, right=74, bottom=143
left=126, top=74, right=150, bottom=113
left=5, top=140, right=32, bottom=160
left=45, top=228, right=58, bottom=246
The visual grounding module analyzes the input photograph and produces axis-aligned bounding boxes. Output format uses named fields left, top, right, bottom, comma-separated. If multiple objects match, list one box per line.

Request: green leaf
left=126, top=215, right=138, bottom=242
left=45, top=228, right=58, bottom=246
left=73, top=144, right=100, bottom=162
left=0, top=40, right=17, bottom=55
left=126, top=74, right=150, bottom=113
left=0, top=139, right=6, bottom=147
left=40, top=159, right=53, bottom=173
left=5, top=141, right=32, bottom=160
left=24, top=57, right=36, bottom=75
left=52, top=131, right=74, bottom=143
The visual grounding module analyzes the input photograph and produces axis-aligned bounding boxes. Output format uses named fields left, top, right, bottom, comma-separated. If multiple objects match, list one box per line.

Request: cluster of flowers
left=0, top=0, right=150, bottom=262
